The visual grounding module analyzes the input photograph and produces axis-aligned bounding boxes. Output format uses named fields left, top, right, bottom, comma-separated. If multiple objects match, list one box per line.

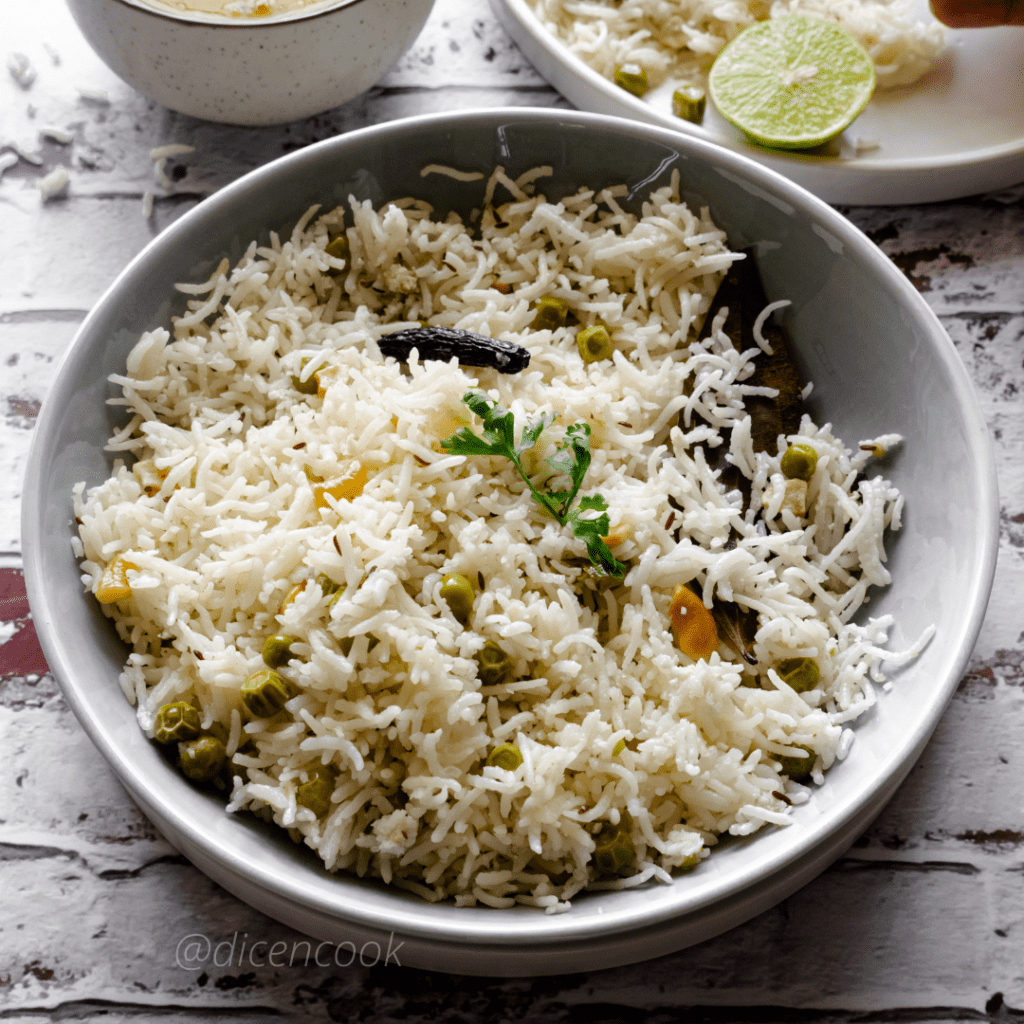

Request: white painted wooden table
left=2, top=0, right=1023, bottom=1017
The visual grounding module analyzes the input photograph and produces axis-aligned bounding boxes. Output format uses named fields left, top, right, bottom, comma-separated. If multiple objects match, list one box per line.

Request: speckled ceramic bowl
left=23, top=109, right=998, bottom=974
left=63, top=0, right=436, bottom=125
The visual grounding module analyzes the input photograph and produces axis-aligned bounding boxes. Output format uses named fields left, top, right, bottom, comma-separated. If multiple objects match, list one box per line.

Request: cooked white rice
left=73, top=166, right=919, bottom=911
left=527, top=0, right=945, bottom=95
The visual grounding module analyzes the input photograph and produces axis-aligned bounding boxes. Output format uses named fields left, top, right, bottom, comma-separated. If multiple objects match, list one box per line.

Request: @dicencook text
left=175, top=931, right=404, bottom=969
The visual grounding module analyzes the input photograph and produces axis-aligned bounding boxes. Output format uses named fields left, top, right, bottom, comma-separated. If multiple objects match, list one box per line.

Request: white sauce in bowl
left=138, top=0, right=335, bottom=19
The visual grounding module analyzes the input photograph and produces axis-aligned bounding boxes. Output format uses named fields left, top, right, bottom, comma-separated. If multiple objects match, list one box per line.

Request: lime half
left=709, top=15, right=875, bottom=151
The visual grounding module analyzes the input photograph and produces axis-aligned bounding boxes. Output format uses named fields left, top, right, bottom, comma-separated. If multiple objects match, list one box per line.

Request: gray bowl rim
left=89, top=0, right=373, bottom=28
left=22, top=106, right=1000, bottom=950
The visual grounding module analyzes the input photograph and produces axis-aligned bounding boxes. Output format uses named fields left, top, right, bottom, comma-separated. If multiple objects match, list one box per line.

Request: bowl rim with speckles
left=96, top=0, right=372, bottom=27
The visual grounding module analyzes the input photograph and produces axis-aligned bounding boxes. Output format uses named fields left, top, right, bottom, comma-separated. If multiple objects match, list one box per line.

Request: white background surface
left=2, top=0, right=1024, bottom=1017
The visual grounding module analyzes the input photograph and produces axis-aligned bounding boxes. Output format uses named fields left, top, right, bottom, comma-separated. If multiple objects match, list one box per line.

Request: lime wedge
left=708, top=15, right=875, bottom=151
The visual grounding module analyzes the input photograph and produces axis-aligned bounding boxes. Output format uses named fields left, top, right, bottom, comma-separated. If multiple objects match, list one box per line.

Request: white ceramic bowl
left=64, top=0, right=436, bottom=125
left=22, top=108, right=998, bottom=975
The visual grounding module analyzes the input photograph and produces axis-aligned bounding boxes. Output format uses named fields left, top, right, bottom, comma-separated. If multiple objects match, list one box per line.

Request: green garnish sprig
left=440, top=391, right=627, bottom=577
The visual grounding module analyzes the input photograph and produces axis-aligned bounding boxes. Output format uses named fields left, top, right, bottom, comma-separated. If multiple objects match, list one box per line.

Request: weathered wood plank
left=2, top=857, right=1024, bottom=1016
left=387, top=0, right=547, bottom=87
left=0, top=319, right=83, bottom=553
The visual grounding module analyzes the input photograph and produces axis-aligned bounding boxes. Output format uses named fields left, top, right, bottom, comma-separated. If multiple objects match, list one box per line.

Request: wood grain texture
left=2, top=0, right=1024, bottom=1018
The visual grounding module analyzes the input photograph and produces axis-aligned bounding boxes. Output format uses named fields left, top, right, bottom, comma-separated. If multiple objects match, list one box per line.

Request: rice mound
left=73, top=167, right=920, bottom=911
left=527, top=0, right=945, bottom=95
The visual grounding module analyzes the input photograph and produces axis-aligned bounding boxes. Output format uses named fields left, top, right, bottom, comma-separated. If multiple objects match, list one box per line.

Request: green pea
left=530, top=295, right=570, bottom=332
left=614, top=63, right=648, bottom=98
left=475, top=641, right=513, bottom=687
left=296, top=763, right=337, bottom=817
left=678, top=850, right=701, bottom=872
left=777, top=657, right=820, bottom=693
left=240, top=669, right=293, bottom=718
left=672, top=85, right=706, bottom=124
left=179, top=736, right=227, bottom=783
left=577, top=325, right=614, bottom=363
left=263, top=634, right=301, bottom=669
left=292, top=357, right=320, bottom=395
left=440, top=572, right=474, bottom=625
left=316, top=573, right=341, bottom=596
left=153, top=701, right=201, bottom=745
left=593, top=824, right=635, bottom=875
left=777, top=746, right=816, bottom=781
left=325, top=234, right=349, bottom=261
left=780, top=443, right=818, bottom=481
left=486, top=743, right=523, bottom=772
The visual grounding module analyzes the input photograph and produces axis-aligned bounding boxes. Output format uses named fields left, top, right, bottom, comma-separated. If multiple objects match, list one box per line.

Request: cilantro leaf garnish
left=441, top=391, right=627, bottom=577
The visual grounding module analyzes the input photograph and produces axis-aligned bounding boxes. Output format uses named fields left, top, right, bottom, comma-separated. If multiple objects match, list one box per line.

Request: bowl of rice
left=22, top=108, right=997, bottom=974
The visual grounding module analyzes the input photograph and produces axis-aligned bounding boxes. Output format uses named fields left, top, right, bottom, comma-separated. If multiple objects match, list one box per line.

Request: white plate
left=491, top=0, right=1024, bottom=204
